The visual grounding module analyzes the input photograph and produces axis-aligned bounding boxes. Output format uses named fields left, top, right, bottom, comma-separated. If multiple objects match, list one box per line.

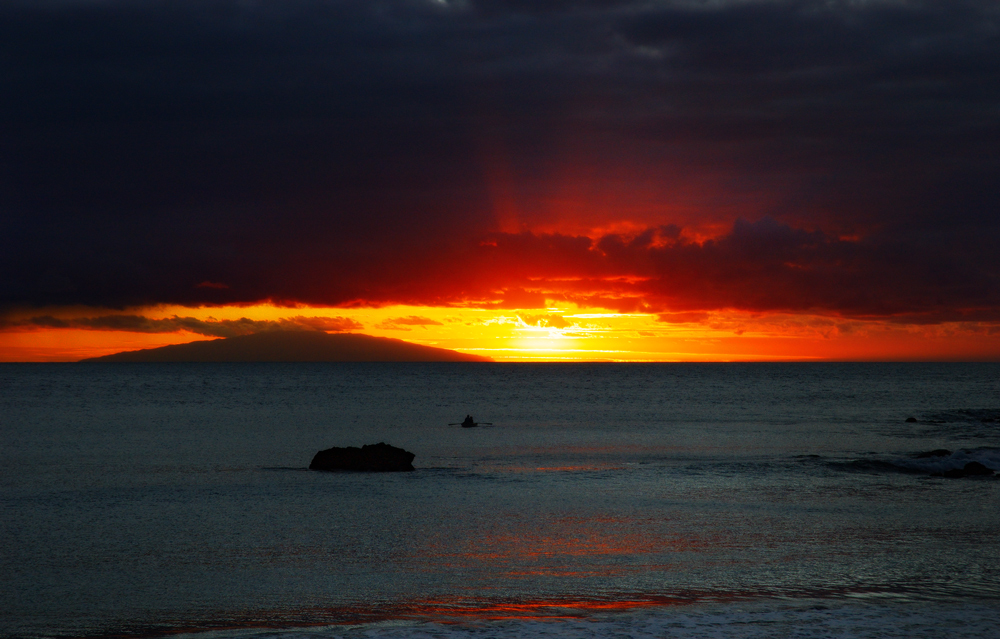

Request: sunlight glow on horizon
left=2, top=301, right=1000, bottom=362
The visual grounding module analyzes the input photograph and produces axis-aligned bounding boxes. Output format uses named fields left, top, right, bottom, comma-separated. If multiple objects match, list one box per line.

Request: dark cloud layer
left=2, top=1, right=997, bottom=320
left=2, top=314, right=362, bottom=338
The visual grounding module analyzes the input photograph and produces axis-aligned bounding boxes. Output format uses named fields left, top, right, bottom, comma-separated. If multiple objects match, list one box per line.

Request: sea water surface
left=1, top=363, right=999, bottom=638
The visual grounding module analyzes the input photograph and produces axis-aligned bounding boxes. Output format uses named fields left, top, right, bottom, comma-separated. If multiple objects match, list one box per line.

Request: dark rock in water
left=960, top=461, right=994, bottom=476
left=309, top=442, right=415, bottom=472
left=905, top=417, right=917, bottom=423
left=936, top=461, right=995, bottom=479
left=915, top=449, right=952, bottom=458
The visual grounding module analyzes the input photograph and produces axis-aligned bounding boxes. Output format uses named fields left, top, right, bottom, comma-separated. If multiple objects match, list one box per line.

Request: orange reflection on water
left=505, top=562, right=675, bottom=578
left=393, top=593, right=709, bottom=622
left=507, top=464, right=628, bottom=473
left=421, top=513, right=715, bottom=577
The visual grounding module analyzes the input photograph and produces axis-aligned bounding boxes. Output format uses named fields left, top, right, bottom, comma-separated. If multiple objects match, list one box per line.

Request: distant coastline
left=80, top=330, right=491, bottom=363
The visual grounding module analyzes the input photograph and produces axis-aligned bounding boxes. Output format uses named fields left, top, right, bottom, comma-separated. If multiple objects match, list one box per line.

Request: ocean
left=1, top=363, right=999, bottom=638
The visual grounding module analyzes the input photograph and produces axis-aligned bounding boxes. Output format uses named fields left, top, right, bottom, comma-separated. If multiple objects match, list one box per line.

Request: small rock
left=961, top=461, right=994, bottom=476
left=905, top=417, right=917, bottom=423
left=938, top=461, right=995, bottom=479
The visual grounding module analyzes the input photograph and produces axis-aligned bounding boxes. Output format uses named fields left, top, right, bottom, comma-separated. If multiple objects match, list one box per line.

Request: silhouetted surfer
left=449, top=415, right=492, bottom=427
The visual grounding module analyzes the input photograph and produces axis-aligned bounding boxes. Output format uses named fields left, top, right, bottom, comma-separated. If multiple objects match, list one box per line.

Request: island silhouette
left=81, top=330, right=491, bottom=362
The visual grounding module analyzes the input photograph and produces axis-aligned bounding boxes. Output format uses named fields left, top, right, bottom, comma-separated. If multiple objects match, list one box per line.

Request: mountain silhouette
left=81, top=330, right=491, bottom=362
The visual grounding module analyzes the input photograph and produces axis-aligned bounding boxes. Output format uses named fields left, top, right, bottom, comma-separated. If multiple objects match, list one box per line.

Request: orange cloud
left=376, top=315, right=444, bottom=330
left=656, top=312, right=710, bottom=324
left=518, top=314, right=571, bottom=329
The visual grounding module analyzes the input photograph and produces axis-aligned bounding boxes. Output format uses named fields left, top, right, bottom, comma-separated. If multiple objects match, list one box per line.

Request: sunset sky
left=2, top=0, right=999, bottom=361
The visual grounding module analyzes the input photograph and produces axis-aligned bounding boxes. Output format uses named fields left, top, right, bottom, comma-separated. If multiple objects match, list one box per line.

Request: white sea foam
left=179, top=602, right=1000, bottom=639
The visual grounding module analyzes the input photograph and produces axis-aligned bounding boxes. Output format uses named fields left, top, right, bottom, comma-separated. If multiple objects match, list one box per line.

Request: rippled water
left=1, top=363, right=998, bottom=638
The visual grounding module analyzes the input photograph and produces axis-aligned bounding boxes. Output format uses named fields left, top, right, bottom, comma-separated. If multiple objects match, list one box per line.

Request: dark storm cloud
left=1, top=0, right=998, bottom=319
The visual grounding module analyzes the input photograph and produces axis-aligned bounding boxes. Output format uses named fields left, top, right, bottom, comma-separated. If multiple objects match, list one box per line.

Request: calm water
left=1, top=363, right=999, bottom=638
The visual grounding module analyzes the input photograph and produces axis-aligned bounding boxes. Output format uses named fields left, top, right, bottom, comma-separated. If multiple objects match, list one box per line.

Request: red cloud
left=423, top=217, right=998, bottom=321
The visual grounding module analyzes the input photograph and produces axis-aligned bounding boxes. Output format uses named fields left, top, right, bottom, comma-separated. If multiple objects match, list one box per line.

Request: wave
left=141, top=599, right=1000, bottom=639
left=917, top=409, right=1000, bottom=425
left=898, top=409, right=1000, bottom=440
left=829, top=447, right=1000, bottom=478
